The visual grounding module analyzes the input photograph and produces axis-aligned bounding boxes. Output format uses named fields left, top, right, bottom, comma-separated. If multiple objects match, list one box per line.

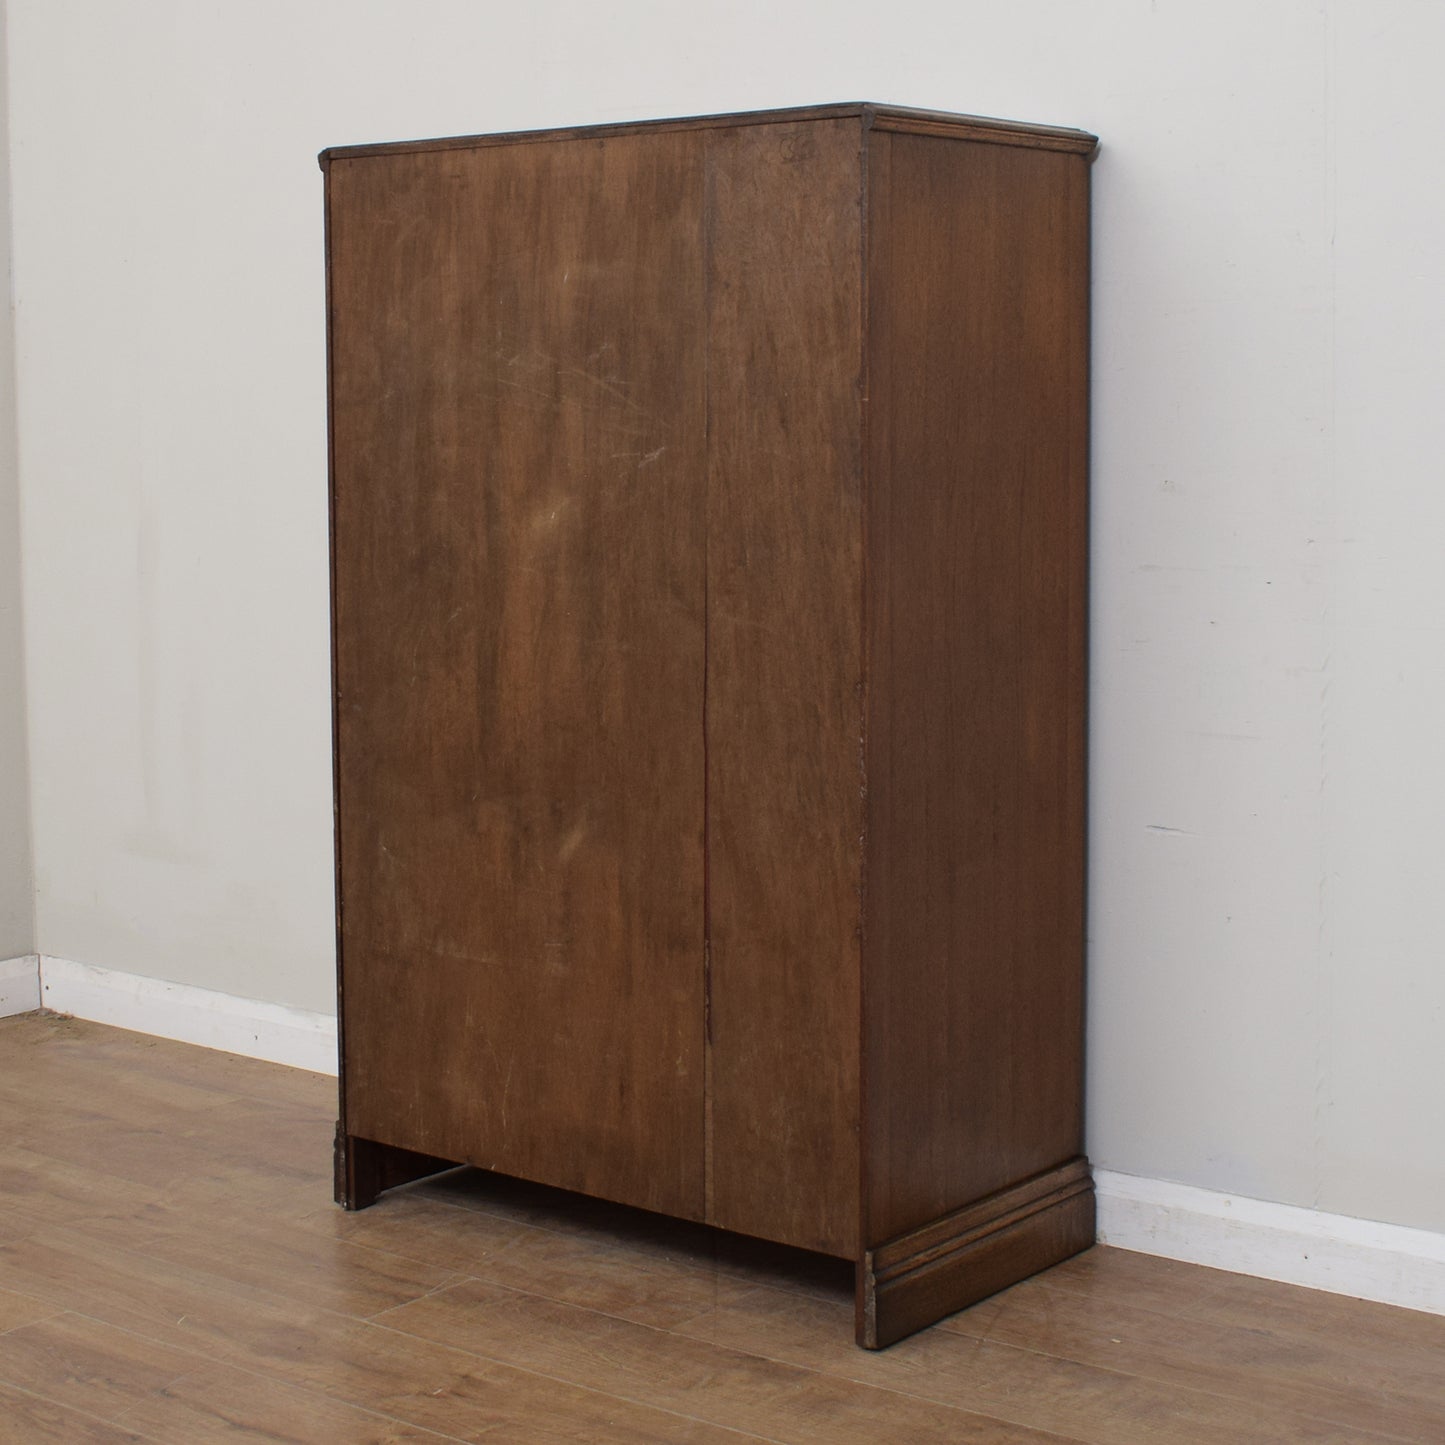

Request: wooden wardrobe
left=322, top=102, right=1098, bottom=1348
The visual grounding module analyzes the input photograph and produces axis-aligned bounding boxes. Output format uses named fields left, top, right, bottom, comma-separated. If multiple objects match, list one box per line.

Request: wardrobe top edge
left=318, top=103, right=1099, bottom=170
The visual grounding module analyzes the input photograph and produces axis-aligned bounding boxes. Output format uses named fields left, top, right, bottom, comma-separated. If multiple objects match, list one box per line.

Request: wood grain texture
left=861, top=129, right=1092, bottom=1246
left=672, top=1282, right=1412, bottom=1445
left=320, top=102, right=1096, bottom=167
left=335, top=1129, right=456, bottom=1210
left=328, top=131, right=708, bottom=1219
left=941, top=1262, right=1445, bottom=1441
left=864, top=107, right=1097, bottom=152
left=703, top=116, right=864, bottom=1257
left=327, top=104, right=1099, bottom=1344
left=0, top=1321, right=451, bottom=1445
left=861, top=1159, right=1095, bottom=1348
left=384, top=1277, right=1070, bottom=1445
left=111, top=1365, right=460, bottom=1445
left=0, top=1380, right=151, bottom=1444
left=1, top=1014, right=1439, bottom=1443
left=0, top=1287, right=59, bottom=1335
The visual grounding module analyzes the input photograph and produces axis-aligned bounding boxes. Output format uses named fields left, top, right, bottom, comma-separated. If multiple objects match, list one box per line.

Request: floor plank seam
left=100, top=1341, right=476, bottom=1444
left=103, top=1361, right=237, bottom=1437
left=0, top=1307, right=65, bottom=1337
left=18, top=1235, right=1415, bottom=1445
left=0, top=1373, right=167, bottom=1442
left=373, top=1280, right=1097, bottom=1445
left=364, top=1269, right=478, bottom=1321
left=33, top=1248, right=785, bottom=1445
left=922, top=1329, right=1434, bottom=1445
left=363, top=1312, right=794, bottom=1444
left=661, top=1322, right=1132, bottom=1445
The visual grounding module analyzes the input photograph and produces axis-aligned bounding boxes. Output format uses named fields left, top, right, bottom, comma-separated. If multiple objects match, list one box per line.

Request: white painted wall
left=4, top=2, right=1442, bottom=1234
left=0, top=2, right=33, bottom=961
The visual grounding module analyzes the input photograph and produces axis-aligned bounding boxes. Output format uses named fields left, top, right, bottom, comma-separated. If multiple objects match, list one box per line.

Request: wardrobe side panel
left=328, top=134, right=709, bottom=1219
left=863, top=133, right=1090, bottom=1245
left=705, top=118, right=864, bottom=1257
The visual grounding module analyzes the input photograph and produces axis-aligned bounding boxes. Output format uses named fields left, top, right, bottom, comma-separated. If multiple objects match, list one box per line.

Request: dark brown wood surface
left=319, top=102, right=1096, bottom=168
left=703, top=118, right=864, bottom=1257
left=328, top=131, right=709, bottom=1219
left=333, top=1129, right=454, bottom=1211
left=327, top=104, right=1098, bottom=1343
left=861, top=130, right=1092, bottom=1247
left=860, top=1158, right=1094, bottom=1348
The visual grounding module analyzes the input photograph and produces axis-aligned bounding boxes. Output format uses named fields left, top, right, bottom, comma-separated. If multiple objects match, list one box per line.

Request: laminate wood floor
left=0, top=1013, right=1440, bottom=1443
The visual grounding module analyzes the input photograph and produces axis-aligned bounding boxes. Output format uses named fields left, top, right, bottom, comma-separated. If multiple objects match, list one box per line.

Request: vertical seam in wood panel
left=702, top=134, right=715, bottom=1226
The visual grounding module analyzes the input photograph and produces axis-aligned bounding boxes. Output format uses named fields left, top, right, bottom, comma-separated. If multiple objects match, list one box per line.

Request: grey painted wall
left=0, top=6, right=34, bottom=960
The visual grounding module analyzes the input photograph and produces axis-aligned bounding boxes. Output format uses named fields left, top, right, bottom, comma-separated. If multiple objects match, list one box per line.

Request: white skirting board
left=1095, top=1168, right=1445, bottom=1316
left=7, top=954, right=1444, bottom=1317
left=35, top=955, right=338, bottom=1075
left=0, top=954, right=41, bottom=1016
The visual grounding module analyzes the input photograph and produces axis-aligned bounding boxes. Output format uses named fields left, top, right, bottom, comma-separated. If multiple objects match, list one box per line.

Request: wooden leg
left=333, top=1123, right=457, bottom=1210
left=857, top=1157, right=1096, bottom=1349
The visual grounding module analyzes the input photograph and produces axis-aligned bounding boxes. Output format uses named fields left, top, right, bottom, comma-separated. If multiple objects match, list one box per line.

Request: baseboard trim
left=37, top=955, right=338, bottom=1075
left=0, top=954, right=41, bottom=1017
left=1096, top=1168, right=1445, bottom=1317
left=860, top=1159, right=1096, bottom=1347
